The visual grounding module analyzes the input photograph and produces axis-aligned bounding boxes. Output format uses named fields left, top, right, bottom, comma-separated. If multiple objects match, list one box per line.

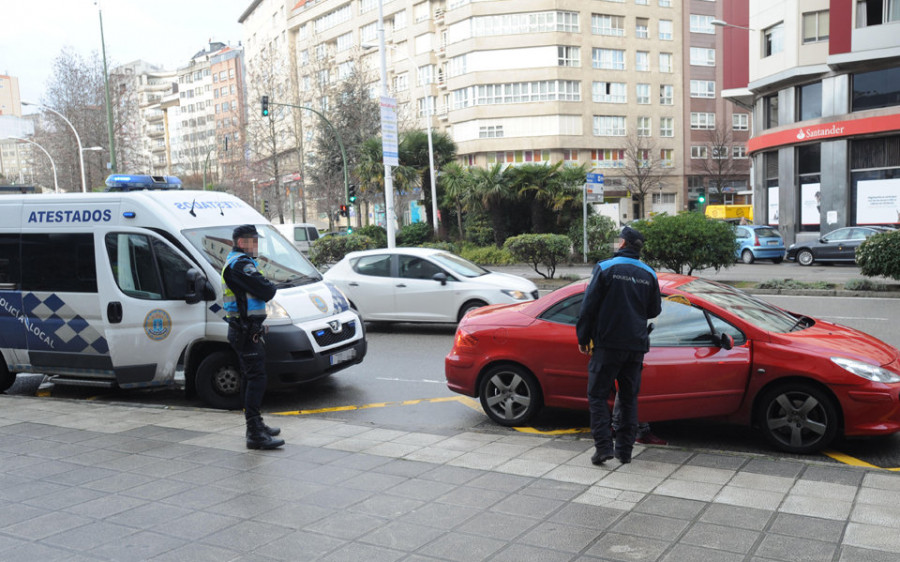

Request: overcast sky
left=2, top=0, right=249, bottom=108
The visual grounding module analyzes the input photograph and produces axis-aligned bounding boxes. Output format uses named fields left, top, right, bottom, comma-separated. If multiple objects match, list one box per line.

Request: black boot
left=246, top=416, right=285, bottom=450
left=260, top=418, right=281, bottom=437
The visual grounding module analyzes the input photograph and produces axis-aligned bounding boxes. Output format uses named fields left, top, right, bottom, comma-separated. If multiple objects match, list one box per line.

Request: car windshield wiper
left=274, top=273, right=320, bottom=288
left=788, top=315, right=811, bottom=332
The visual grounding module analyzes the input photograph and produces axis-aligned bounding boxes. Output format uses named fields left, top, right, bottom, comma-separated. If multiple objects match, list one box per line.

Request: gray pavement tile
left=489, top=543, right=574, bottom=562
left=253, top=529, right=347, bottom=561
left=681, top=521, right=760, bottom=553
left=304, top=510, right=390, bottom=540
left=700, top=503, right=775, bottom=531
left=490, top=493, right=566, bottom=519
left=374, top=458, right=444, bottom=479
left=548, top=502, right=624, bottom=529
left=156, top=484, right=242, bottom=510
left=291, top=446, right=352, bottom=465
left=255, top=502, right=336, bottom=528
left=631, top=448, right=694, bottom=466
left=753, top=532, right=838, bottom=562
left=398, top=501, right=481, bottom=528
left=520, top=520, right=607, bottom=553
left=129, top=457, right=204, bottom=478
left=799, top=465, right=866, bottom=486
left=65, top=448, right=130, bottom=467
left=86, top=530, right=188, bottom=562
left=200, top=519, right=294, bottom=553
left=204, top=491, right=288, bottom=518
left=386, top=477, right=457, bottom=501
left=522, top=479, right=590, bottom=501
left=839, top=545, right=900, bottom=562
left=850, top=501, right=900, bottom=527
left=23, top=440, right=96, bottom=460
left=43, top=428, right=105, bottom=444
left=320, top=541, right=405, bottom=562
left=359, top=520, right=446, bottom=551
left=295, top=464, right=364, bottom=486
left=150, top=510, right=242, bottom=541
left=843, top=522, right=900, bottom=553
left=0, top=422, right=65, bottom=438
left=0, top=479, right=68, bottom=503
left=169, top=464, right=241, bottom=485
left=660, top=543, right=746, bottom=562
left=147, top=542, right=242, bottom=562
left=856, top=486, right=900, bottom=508
left=296, top=485, right=375, bottom=510
left=455, top=510, right=541, bottom=541
left=584, top=531, right=671, bottom=561
left=0, top=501, right=48, bottom=527
left=0, top=453, right=46, bottom=473
left=635, top=494, right=706, bottom=519
left=114, top=501, right=197, bottom=530
left=334, top=470, right=409, bottom=493
left=349, top=493, right=426, bottom=519
left=43, top=465, right=120, bottom=486
left=168, top=446, right=242, bottom=465
left=42, top=520, right=137, bottom=551
left=418, top=464, right=485, bottom=485
left=418, top=532, right=507, bottom=561
left=609, top=512, right=690, bottom=541
left=467, top=471, right=534, bottom=492
left=767, top=512, right=845, bottom=542
left=0, top=510, right=93, bottom=540
left=862, top=471, right=900, bottom=491
left=7, top=459, right=79, bottom=479
left=687, top=452, right=750, bottom=470
left=120, top=478, right=196, bottom=501
left=329, top=450, right=395, bottom=471
left=434, top=484, right=507, bottom=509
left=0, top=540, right=83, bottom=561
left=742, top=458, right=806, bottom=478
left=64, top=493, right=149, bottom=519
left=779, top=492, right=853, bottom=520
left=254, top=479, right=331, bottom=502
left=21, top=485, right=106, bottom=511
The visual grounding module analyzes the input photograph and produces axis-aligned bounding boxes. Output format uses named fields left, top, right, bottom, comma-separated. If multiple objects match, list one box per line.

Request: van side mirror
left=432, top=272, right=448, bottom=286
left=185, top=268, right=215, bottom=304
left=717, top=333, right=734, bottom=350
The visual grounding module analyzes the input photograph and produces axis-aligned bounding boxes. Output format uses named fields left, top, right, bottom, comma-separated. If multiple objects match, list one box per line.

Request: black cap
left=232, top=224, right=259, bottom=242
left=619, top=225, right=645, bottom=245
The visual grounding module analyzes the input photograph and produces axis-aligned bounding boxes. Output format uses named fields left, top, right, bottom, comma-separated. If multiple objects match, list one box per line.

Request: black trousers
left=587, top=348, right=644, bottom=459
left=227, top=326, right=267, bottom=421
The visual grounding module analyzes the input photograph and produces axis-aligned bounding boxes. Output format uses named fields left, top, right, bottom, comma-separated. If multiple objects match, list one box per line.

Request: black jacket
left=576, top=248, right=662, bottom=352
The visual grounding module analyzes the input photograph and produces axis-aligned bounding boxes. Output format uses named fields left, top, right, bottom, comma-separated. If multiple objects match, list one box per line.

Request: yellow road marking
left=272, top=395, right=477, bottom=416
left=514, top=427, right=591, bottom=435
left=823, top=449, right=900, bottom=471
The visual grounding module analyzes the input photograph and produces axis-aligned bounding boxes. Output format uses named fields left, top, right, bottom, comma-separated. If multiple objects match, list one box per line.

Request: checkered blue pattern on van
left=23, top=293, right=109, bottom=354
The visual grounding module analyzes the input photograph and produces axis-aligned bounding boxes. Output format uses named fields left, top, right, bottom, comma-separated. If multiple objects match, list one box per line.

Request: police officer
left=576, top=225, right=661, bottom=465
left=222, top=224, right=284, bottom=449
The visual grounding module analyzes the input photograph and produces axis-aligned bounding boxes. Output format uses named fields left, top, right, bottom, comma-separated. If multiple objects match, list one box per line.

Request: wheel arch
left=183, top=340, right=234, bottom=399
left=750, top=376, right=845, bottom=434
left=458, top=298, right=490, bottom=322
left=474, top=359, right=540, bottom=399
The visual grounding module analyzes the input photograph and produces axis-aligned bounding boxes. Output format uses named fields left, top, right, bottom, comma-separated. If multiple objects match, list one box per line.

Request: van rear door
left=96, top=227, right=208, bottom=388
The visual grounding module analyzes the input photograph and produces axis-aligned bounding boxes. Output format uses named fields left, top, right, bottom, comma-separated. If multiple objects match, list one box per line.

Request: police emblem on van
left=144, top=309, right=172, bottom=341
left=310, top=294, right=328, bottom=313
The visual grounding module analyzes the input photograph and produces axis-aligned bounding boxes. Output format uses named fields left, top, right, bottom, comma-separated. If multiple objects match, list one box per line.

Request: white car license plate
left=329, top=348, right=357, bottom=366
left=767, top=241, right=778, bottom=245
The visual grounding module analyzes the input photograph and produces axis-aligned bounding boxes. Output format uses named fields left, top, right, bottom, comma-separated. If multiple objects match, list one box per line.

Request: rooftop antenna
left=189, top=199, right=197, bottom=217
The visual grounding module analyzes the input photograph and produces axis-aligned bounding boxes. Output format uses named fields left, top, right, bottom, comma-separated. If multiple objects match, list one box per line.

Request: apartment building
left=724, top=0, right=900, bottom=244
left=211, top=47, right=249, bottom=186
left=112, top=60, right=176, bottom=175
left=0, top=75, right=22, bottom=117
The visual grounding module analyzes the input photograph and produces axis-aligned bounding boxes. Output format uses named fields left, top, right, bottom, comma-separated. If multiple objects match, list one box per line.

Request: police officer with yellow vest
left=222, top=225, right=284, bottom=449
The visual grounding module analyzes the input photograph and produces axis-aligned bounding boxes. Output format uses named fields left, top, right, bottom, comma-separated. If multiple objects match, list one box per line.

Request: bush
left=421, top=241, right=457, bottom=253
left=639, top=212, right=736, bottom=275
left=309, top=233, right=375, bottom=268
left=354, top=225, right=387, bottom=248
left=457, top=244, right=516, bottom=265
left=397, top=222, right=434, bottom=246
left=465, top=212, right=495, bottom=247
left=844, top=278, right=886, bottom=291
left=757, top=279, right=834, bottom=290
left=857, top=229, right=900, bottom=280
left=503, top=233, right=571, bottom=279
left=567, top=214, right=618, bottom=263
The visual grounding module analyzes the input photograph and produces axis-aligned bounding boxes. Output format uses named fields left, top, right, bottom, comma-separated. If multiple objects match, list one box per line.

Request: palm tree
left=508, top=162, right=565, bottom=233
left=471, top=163, right=514, bottom=246
left=440, top=161, right=472, bottom=241
left=399, top=130, right=457, bottom=234
left=356, top=137, right=417, bottom=229
left=550, top=162, right=591, bottom=213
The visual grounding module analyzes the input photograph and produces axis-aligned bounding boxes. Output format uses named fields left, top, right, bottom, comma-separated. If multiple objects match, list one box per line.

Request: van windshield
left=182, top=225, right=322, bottom=287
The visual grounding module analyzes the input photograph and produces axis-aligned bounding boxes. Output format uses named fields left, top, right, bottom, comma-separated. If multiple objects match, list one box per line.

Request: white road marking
left=376, top=377, right=445, bottom=384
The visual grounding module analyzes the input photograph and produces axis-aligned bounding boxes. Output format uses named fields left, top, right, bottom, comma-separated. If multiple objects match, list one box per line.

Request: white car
left=323, top=248, right=539, bottom=323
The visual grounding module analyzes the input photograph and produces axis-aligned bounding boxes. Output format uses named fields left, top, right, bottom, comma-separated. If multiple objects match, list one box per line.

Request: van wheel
left=195, top=351, right=243, bottom=410
left=0, top=363, right=16, bottom=393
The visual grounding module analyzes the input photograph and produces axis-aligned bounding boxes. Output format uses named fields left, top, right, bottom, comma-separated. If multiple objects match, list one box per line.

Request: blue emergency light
left=104, top=175, right=183, bottom=192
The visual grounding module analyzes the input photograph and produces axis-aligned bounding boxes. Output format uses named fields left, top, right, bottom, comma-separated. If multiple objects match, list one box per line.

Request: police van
left=0, top=176, right=366, bottom=409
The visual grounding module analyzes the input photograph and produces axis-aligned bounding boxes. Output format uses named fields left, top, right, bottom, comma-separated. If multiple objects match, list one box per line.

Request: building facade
left=0, top=75, right=22, bottom=117
left=725, top=0, right=900, bottom=244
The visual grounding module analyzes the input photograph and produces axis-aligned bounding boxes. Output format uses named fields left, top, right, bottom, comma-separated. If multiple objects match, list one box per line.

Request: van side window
left=22, top=233, right=97, bottom=293
left=105, top=234, right=192, bottom=300
left=0, top=234, right=20, bottom=289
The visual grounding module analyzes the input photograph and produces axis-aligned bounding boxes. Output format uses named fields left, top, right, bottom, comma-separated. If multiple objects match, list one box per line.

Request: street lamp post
left=11, top=137, right=59, bottom=193
left=96, top=1, right=117, bottom=173
left=376, top=0, right=398, bottom=248
left=23, top=101, right=92, bottom=193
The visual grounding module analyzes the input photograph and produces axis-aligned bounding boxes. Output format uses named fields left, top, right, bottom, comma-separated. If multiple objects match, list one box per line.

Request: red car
left=445, top=274, right=900, bottom=454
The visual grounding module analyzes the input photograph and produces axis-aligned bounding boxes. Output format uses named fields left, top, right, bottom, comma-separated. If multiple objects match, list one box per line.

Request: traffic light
left=339, top=204, right=348, bottom=217
left=348, top=184, right=357, bottom=204
left=261, top=95, right=269, bottom=117
left=698, top=189, right=706, bottom=205
left=263, top=200, right=270, bottom=214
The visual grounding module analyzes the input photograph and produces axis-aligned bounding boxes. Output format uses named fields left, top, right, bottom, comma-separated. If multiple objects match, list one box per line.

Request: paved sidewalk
left=1, top=396, right=899, bottom=561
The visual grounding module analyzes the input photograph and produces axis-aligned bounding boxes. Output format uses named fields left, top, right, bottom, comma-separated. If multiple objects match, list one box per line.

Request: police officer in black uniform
left=576, top=226, right=661, bottom=465
left=222, top=225, right=284, bottom=449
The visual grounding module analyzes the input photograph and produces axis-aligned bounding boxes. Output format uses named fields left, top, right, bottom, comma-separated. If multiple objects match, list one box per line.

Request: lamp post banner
left=380, top=96, right=399, bottom=166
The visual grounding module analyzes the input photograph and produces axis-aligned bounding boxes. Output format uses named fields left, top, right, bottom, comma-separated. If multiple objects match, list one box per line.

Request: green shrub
left=397, top=222, right=434, bottom=246
left=421, top=241, right=457, bottom=253
left=354, top=225, right=387, bottom=248
left=567, top=214, right=618, bottom=263
left=857, top=229, right=900, bottom=280
left=503, top=233, right=571, bottom=279
left=465, top=212, right=494, bottom=247
left=457, top=244, right=516, bottom=265
left=756, top=279, right=834, bottom=290
left=309, top=233, right=375, bottom=267
left=844, top=278, right=886, bottom=291
left=639, top=212, right=736, bottom=275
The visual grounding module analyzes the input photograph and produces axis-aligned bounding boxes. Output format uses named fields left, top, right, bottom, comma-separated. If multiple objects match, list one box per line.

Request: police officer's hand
left=578, top=344, right=591, bottom=355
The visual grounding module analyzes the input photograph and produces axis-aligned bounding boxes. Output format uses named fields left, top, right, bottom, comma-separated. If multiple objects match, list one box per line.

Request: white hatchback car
left=323, top=248, right=539, bottom=323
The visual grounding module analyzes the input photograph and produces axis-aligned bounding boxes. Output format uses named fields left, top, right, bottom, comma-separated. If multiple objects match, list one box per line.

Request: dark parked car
left=735, top=225, right=785, bottom=264
left=786, top=226, right=895, bottom=266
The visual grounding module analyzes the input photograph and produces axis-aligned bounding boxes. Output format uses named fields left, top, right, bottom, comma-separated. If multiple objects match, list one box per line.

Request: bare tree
left=621, top=134, right=667, bottom=220
left=696, top=125, right=744, bottom=204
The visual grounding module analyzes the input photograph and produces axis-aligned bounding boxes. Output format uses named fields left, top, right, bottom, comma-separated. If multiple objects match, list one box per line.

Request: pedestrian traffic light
left=348, top=184, right=357, bottom=204
left=698, top=189, right=706, bottom=205
left=261, top=95, right=269, bottom=117
left=339, top=204, right=348, bottom=217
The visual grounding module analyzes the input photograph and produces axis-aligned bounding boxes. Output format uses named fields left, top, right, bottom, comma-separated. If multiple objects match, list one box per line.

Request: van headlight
left=831, top=357, right=900, bottom=383
left=266, top=299, right=291, bottom=320
left=502, top=289, right=530, bottom=300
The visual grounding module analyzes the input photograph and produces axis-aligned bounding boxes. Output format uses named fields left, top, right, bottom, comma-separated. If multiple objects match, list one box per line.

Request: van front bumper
left=263, top=323, right=367, bottom=390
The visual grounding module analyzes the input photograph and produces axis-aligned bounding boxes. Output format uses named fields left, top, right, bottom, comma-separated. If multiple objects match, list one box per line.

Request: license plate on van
left=329, top=348, right=357, bottom=366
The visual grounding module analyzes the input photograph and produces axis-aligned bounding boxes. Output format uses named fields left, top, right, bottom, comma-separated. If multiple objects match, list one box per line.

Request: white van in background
left=274, top=222, right=320, bottom=255
left=0, top=186, right=366, bottom=409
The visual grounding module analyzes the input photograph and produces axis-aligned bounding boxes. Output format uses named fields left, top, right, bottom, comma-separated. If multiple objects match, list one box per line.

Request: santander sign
left=748, top=114, right=900, bottom=154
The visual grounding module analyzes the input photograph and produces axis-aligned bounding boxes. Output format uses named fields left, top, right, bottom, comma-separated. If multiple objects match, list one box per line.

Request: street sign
left=380, top=96, right=399, bottom=167
left=585, top=172, right=604, bottom=202
left=586, top=173, right=604, bottom=184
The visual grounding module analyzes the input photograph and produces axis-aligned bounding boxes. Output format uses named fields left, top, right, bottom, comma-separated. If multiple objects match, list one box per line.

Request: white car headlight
left=502, top=289, right=530, bottom=300
left=266, top=299, right=291, bottom=320
left=831, top=357, right=900, bottom=383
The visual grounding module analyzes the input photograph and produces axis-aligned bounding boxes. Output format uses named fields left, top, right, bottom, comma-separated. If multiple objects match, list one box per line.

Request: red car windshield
left=679, top=279, right=801, bottom=333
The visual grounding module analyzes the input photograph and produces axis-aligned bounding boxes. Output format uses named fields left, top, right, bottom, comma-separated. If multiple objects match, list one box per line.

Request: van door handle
left=107, top=302, right=123, bottom=324
left=396, top=283, right=406, bottom=288
left=348, top=282, right=359, bottom=287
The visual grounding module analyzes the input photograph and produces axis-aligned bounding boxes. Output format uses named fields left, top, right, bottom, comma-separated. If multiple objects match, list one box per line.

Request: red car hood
left=773, top=320, right=900, bottom=367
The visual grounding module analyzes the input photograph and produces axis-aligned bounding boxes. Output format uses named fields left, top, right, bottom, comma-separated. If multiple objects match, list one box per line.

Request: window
left=803, top=10, right=829, bottom=42
left=689, top=14, right=715, bottom=33
left=417, top=64, right=434, bottom=86
left=636, top=18, right=649, bottom=38
left=764, top=22, right=784, bottom=57
left=733, top=146, right=748, bottom=159
left=691, top=112, right=715, bottom=129
left=593, top=14, right=625, bottom=36
left=659, top=84, right=673, bottom=105
left=764, top=94, right=779, bottom=128
left=637, top=117, right=651, bottom=137
left=414, top=1, right=430, bottom=22
left=19, top=233, right=95, bottom=292
left=399, top=256, right=443, bottom=280
left=353, top=254, right=392, bottom=277
left=690, top=80, right=716, bottom=98
left=104, top=234, right=192, bottom=300
left=712, top=146, right=729, bottom=159
left=798, top=82, right=822, bottom=120
left=691, top=145, right=709, bottom=159
left=418, top=96, right=436, bottom=117
left=539, top=295, right=583, bottom=325
left=336, top=31, right=353, bottom=52
left=591, top=148, right=626, bottom=168
left=592, top=48, right=626, bottom=70
left=558, top=46, right=580, bottom=67
left=393, top=72, right=409, bottom=92
left=852, top=67, right=900, bottom=111
left=660, top=117, right=674, bottom=137
left=392, top=10, right=407, bottom=30
left=659, top=19, right=673, bottom=39
left=361, top=22, right=377, bottom=42
left=659, top=52, right=673, bottom=72
left=594, top=116, right=627, bottom=136
left=315, top=43, right=327, bottom=60
left=636, top=51, right=650, bottom=71
left=650, top=300, right=744, bottom=347
left=479, top=125, right=503, bottom=138
left=733, top=113, right=749, bottom=130
left=857, top=0, right=900, bottom=26
left=690, top=47, right=716, bottom=66
left=593, top=81, right=627, bottom=103
left=659, top=0, right=671, bottom=6
left=636, top=83, right=651, bottom=104
left=660, top=149, right=674, bottom=167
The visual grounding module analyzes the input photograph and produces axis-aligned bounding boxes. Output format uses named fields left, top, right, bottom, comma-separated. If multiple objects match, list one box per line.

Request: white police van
left=0, top=175, right=366, bottom=409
